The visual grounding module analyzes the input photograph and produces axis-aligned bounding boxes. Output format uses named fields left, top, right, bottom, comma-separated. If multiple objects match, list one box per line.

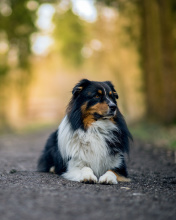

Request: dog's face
left=68, top=79, right=119, bottom=130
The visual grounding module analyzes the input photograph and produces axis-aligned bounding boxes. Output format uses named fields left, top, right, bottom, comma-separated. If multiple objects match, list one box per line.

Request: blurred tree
left=141, top=0, right=176, bottom=124
left=0, top=0, right=57, bottom=130
left=53, top=7, right=86, bottom=66
left=98, top=0, right=176, bottom=124
left=0, top=0, right=57, bottom=76
left=0, top=0, right=38, bottom=129
left=0, top=0, right=38, bottom=75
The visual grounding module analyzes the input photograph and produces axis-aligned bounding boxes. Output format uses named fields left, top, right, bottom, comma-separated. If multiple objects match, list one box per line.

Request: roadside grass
left=20, top=121, right=176, bottom=150
left=130, top=122, right=176, bottom=150
left=1, top=119, right=176, bottom=151
left=16, top=121, right=59, bottom=135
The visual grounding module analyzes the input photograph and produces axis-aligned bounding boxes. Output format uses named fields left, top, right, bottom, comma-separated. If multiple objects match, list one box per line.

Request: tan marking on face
left=88, top=102, right=109, bottom=116
left=88, top=92, right=91, bottom=95
left=81, top=102, right=95, bottom=129
left=78, top=86, right=83, bottom=91
left=98, top=90, right=103, bottom=94
left=109, top=91, right=112, bottom=95
left=82, top=115, right=96, bottom=130
left=109, top=170, right=131, bottom=182
left=81, top=102, right=109, bottom=129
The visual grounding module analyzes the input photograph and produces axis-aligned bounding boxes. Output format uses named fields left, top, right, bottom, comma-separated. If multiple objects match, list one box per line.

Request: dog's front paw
left=99, top=171, right=118, bottom=185
left=80, top=167, right=98, bottom=184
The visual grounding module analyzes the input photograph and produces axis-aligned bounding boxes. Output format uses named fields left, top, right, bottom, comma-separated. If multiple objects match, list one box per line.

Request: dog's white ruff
left=58, top=115, right=121, bottom=182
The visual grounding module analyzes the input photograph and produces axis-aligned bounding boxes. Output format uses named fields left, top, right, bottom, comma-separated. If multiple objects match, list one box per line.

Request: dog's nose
left=109, top=103, right=117, bottom=112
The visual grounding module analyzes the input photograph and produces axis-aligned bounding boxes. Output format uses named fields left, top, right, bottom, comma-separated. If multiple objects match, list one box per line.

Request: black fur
left=37, top=130, right=66, bottom=175
left=67, top=79, right=118, bottom=131
left=112, top=157, right=128, bottom=177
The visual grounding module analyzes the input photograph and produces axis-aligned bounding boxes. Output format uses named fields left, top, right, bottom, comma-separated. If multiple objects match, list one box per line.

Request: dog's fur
left=37, top=79, right=132, bottom=184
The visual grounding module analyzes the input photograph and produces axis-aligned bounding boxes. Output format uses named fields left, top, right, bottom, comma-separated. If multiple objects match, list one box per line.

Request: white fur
left=79, top=167, right=98, bottom=183
left=62, top=161, right=98, bottom=183
left=99, top=171, right=118, bottom=184
left=49, top=166, right=55, bottom=174
left=58, top=115, right=122, bottom=182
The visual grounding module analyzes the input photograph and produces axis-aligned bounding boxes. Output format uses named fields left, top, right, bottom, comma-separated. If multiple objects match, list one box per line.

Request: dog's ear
left=104, top=81, right=119, bottom=99
left=72, top=79, right=90, bottom=96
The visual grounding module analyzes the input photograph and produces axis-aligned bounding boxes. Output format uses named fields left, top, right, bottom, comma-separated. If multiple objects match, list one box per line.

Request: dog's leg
left=62, top=160, right=97, bottom=183
left=80, top=167, right=98, bottom=184
left=99, top=170, right=130, bottom=184
left=99, top=158, right=130, bottom=184
left=110, top=170, right=131, bottom=182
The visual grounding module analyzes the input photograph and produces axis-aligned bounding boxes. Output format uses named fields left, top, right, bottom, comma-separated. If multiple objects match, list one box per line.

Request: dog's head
left=67, top=79, right=119, bottom=130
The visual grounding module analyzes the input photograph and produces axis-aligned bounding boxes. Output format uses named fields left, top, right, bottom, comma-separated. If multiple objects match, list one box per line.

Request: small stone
left=10, top=169, right=17, bottom=174
left=132, top=193, right=143, bottom=196
left=120, top=187, right=130, bottom=190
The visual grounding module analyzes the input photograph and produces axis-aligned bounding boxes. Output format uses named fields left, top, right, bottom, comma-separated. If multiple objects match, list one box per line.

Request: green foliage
left=53, top=8, right=86, bottom=66
left=96, top=0, right=141, bottom=49
left=130, top=122, right=176, bottom=149
left=96, top=0, right=118, bottom=7
left=0, top=66, right=9, bottom=78
left=0, top=0, right=39, bottom=71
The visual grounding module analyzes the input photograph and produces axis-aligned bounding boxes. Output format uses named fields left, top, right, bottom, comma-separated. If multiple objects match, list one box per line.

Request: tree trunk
left=141, top=0, right=176, bottom=124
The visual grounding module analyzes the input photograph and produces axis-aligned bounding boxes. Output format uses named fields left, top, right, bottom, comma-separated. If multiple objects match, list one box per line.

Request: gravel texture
left=0, top=129, right=176, bottom=220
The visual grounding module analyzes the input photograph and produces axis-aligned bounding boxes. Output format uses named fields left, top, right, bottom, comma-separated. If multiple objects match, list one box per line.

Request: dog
left=37, top=79, right=132, bottom=184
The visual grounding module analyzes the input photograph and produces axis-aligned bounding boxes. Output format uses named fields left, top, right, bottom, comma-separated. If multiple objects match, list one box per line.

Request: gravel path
left=0, top=129, right=176, bottom=220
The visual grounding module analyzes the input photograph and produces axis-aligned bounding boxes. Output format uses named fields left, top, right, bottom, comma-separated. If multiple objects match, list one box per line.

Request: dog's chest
left=59, top=116, right=120, bottom=176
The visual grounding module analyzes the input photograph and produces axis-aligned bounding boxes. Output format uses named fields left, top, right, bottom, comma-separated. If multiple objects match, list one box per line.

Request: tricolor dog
left=37, top=79, right=132, bottom=184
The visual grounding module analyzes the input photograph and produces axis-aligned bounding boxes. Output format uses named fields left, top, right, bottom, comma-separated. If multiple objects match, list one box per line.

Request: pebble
left=132, top=193, right=143, bottom=196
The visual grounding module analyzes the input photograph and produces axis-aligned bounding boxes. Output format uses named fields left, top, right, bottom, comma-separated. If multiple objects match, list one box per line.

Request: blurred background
left=0, top=0, right=176, bottom=149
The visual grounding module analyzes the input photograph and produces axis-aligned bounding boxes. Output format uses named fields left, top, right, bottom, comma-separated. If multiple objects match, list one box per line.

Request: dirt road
left=0, top=128, right=175, bottom=220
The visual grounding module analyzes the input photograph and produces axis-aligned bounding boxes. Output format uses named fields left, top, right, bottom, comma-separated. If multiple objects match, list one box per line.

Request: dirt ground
left=0, top=128, right=176, bottom=220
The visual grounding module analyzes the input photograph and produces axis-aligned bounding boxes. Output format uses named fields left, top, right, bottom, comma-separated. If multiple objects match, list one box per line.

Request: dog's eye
left=95, top=95, right=100, bottom=98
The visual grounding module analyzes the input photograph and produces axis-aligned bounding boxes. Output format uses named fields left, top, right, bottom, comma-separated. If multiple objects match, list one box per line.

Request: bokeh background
left=0, top=0, right=176, bottom=149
